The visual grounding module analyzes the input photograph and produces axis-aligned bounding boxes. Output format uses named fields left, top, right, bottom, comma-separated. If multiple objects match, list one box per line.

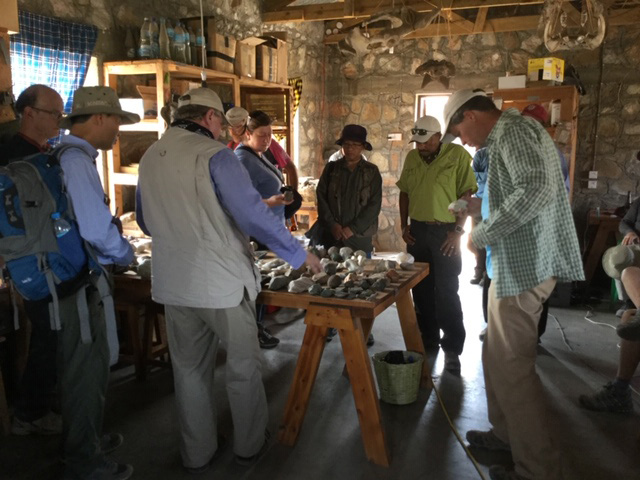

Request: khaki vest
left=138, top=127, right=261, bottom=308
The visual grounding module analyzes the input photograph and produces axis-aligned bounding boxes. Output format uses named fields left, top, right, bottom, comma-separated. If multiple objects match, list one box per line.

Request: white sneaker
left=12, top=411, right=62, bottom=435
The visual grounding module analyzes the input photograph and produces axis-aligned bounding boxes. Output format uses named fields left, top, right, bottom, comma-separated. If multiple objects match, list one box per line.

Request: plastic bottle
left=159, top=18, right=171, bottom=60
left=183, top=23, right=191, bottom=65
left=52, top=213, right=71, bottom=238
left=125, top=27, right=136, bottom=59
left=138, top=18, right=151, bottom=59
left=166, top=19, right=175, bottom=53
left=187, top=26, right=196, bottom=65
left=149, top=17, right=159, bottom=59
left=195, top=28, right=205, bottom=67
left=173, top=22, right=187, bottom=64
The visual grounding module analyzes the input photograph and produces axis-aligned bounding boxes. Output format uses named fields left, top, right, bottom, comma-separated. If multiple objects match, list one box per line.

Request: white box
left=498, top=75, right=527, bottom=90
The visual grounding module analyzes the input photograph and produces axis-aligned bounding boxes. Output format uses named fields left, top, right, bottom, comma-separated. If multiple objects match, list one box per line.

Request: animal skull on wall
left=541, top=0, right=606, bottom=52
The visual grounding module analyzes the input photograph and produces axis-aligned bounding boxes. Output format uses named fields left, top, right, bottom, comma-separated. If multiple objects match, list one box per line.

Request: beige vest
left=138, top=127, right=261, bottom=308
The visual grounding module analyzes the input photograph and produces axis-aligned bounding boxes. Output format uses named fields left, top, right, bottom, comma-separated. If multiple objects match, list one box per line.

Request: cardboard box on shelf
left=208, top=33, right=236, bottom=73
left=256, top=43, right=277, bottom=82
left=235, top=37, right=263, bottom=78
left=135, top=85, right=157, bottom=119
left=497, top=75, right=526, bottom=89
left=527, top=57, right=564, bottom=82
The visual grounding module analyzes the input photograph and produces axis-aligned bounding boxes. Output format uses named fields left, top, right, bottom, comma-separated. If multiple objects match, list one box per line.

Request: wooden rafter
left=441, top=10, right=475, bottom=33
left=474, top=6, right=489, bottom=32
left=262, top=0, right=552, bottom=23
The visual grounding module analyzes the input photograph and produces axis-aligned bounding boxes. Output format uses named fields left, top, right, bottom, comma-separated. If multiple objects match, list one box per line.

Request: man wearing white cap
left=396, top=115, right=476, bottom=374
left=136, top=87, right=320, bottom=473
left=444, top=88, right=584, bottom=480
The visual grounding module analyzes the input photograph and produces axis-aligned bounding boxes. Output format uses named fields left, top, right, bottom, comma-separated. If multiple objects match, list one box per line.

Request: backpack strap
left=236, top=144, right=284, bottom=183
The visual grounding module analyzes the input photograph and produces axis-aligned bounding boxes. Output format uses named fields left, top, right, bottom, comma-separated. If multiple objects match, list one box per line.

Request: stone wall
left=325, top=27, right=640, bottom=252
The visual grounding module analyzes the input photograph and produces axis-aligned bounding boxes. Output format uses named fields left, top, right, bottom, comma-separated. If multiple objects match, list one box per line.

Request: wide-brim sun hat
left=60, top=86, right=140, bottom=129
left=409, top=115, right=441, bottom=143
left=336, top=124, right=372, bottom=151
left=602, top=244, right=640, bottom=279
left=441, top=89, right=489, bottom=142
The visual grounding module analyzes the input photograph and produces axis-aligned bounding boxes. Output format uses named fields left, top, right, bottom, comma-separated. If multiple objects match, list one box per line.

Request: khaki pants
left=165, top=291, right=268, bottom=468
left=484, top=277, right=561, bottom=480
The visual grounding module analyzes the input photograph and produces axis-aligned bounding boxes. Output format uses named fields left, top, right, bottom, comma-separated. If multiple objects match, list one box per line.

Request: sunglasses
left=411, top=128, right=432, bottom=136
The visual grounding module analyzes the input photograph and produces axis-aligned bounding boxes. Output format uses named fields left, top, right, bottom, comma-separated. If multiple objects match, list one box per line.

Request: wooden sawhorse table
left=258, top=262, right=430, bottom=467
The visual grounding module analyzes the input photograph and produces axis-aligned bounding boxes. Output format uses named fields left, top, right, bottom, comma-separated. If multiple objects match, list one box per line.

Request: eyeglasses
left=31, top=106, right=65, bottom=120
left=411, top=128, right=430, bottom=136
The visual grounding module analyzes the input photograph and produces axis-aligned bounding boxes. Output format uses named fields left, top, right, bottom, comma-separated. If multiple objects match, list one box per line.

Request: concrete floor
left=2, top=244, right=640, bottom=480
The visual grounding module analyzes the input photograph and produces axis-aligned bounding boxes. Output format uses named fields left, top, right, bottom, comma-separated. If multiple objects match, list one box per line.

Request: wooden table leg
left=278, top=306, right=329, bottom=446
left=339, top=314, right=391, bottom=467
left=395, top=290, right=433, bottom=388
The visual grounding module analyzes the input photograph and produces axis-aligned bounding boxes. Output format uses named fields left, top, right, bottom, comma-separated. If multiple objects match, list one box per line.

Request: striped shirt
left=471, top=109, right=584, bottom=298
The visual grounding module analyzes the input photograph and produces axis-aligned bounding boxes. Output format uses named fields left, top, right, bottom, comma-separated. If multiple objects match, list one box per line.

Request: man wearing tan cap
left=136, top=87, right=320, bottom=473
left=444, top=88, right=584, bottom=480
left=396, top=114, right=476, bottom=374
left=56, top=86, right=139, bottom=479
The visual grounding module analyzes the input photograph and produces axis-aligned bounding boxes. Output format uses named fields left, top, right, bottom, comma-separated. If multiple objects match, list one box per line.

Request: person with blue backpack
left=0, top=84, right=65, bottom=437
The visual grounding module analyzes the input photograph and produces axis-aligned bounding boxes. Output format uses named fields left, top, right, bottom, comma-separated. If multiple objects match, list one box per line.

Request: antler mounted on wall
left=541, top=0, right=606, bottom=52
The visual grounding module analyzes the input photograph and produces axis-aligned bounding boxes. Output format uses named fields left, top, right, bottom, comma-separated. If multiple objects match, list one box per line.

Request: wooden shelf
left=103, top=59, right=294, bottom=214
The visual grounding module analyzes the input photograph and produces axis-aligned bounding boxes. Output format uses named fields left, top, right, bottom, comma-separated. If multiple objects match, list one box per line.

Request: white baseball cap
left=410, top=115, right=441, bottom=143
left=178, top=87, right=225, bottom=116
left=225, top=106, right=249, bottom=127
left=442, top=89, right=489, bottom=137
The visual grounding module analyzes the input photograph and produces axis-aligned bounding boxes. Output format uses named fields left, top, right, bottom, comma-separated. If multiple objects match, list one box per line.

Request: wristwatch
left=454, top=225, right=465, bottom=234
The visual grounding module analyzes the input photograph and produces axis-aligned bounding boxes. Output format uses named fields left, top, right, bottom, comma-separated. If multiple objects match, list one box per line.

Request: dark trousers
left=14, top=299, right=58, bottom=421
left=408, top=221, right=465, bottom=355
left=481, top=274, right=549, bottom=338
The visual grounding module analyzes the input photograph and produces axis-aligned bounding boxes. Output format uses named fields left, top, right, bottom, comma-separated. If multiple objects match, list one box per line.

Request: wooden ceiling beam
left=474, top=7, right=489, bottom=32
left=441, top=10, right=475, bottom=33
left=263, top=0, right=552, bottom=24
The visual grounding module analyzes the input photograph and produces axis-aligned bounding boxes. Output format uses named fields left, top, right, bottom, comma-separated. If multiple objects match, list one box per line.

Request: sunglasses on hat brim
left=411, top=128, right=437, bottom=136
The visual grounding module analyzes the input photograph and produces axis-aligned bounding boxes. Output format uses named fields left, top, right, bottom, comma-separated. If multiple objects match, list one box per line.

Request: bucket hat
left=336, top=124, right=372, bottom=151
left=410, top=116, right=441, bottom=143
left=60, top=86, right=140, bottom=129
left=602, top=244, right=640, bottom=279
left=225, top=106, right=249, bottom=128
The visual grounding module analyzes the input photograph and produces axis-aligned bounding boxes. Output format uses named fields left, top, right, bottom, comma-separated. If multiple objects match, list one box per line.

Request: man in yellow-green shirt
left=396, top=115, right=476, bottom=374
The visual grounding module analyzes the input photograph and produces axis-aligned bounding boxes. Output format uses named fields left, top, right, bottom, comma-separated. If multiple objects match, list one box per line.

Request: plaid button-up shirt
left=471, top=109, right=584, bottom=298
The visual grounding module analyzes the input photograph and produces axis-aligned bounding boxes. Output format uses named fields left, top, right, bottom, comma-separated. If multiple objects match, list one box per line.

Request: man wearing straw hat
left=444, top=88, right=584, bottom=480
left=56, top=86, right=140, bottom=480
left=579, top=244, right=640, bottom=414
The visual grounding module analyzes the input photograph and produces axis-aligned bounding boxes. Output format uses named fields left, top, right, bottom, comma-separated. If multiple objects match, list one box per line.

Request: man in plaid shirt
left=444, top=89, right=584, bottom=480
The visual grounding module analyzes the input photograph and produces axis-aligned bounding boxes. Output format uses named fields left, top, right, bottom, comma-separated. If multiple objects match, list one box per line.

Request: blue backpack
left=0, top=145, right=93, bottom=304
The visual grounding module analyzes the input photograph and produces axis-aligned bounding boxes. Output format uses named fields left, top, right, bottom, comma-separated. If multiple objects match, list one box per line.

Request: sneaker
left=479, top=326, right=487, bottom=341
left=470, top=275, right=483, bottom=285
left=617, top=309, right=640, bottom=341
left=366, top=333, right=375, bottom=347
left=326, top=327, right=338, bottom=343
left=85, top=460, right=133, bottom=480
left=444, top=352, right=461, bottom=374
left=101, top=433, right=124, bottom=455
left=466, top=430, right=511, bottom=452
left=579, top=381, right=633, bottom=414
left=258, top=326, right=280, bottom=349
left=12, top=411, right=62, bottom=436
left=235, top=431, right=270, bottom=466
left=185, top=435, right=227, bottom=474
left=489, top=465, right=529, bottom=480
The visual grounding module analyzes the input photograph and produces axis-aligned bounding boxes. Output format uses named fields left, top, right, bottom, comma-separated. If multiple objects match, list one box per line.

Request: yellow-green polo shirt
left=396, top=144, right=476, bottom=223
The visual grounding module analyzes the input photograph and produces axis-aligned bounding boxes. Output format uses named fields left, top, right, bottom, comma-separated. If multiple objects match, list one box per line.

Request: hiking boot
left=235, top=431, right=270, bottom=466
left=579, top=381, right=633, bottom=414
left=326, top=327, right=338, bottom=342
left=85, top=460, right=133, bottom=480
left=185, top=435, right=227, bottom=474
left=258, top=326, right=279, bottom=349
left=617, top=308, right=640, bottom=341
left=466, top=430, right=511, bottom=452
left=489, top=465, right=529, bottom=480
left=479, top=326, right=487, bottom=341
left=470, top=274, right=483, bottom=285
left=366, top=333, right=375, bottom=347
left=444, top=352, right=461, bottom=375
left=101, top=433, right=123, bottom=455
left=12, top=411, right=62, bottom=436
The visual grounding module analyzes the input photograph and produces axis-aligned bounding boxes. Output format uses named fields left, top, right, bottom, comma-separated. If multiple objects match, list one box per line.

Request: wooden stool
left=114, top=300, right=146, bottom=380
left=142, top=301, right=170, bottom=376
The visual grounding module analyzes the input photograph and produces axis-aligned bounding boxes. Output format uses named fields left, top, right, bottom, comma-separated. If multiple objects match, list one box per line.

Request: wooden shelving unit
left=102, top=59, right=293, bottom=214
left=493, top=85, right=579, bottom=202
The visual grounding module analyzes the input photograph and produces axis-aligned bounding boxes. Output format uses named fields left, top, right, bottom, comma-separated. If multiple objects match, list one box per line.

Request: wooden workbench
left=258, top=262, right=430, bottom=467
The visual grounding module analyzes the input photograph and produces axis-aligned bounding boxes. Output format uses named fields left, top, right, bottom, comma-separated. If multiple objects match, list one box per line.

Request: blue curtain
left=10, top=11, right=97, bottom=120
